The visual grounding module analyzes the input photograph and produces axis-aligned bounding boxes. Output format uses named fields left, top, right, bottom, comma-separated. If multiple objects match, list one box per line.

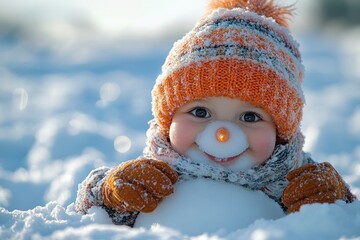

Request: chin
left=185, top=147, right=257, bottom=171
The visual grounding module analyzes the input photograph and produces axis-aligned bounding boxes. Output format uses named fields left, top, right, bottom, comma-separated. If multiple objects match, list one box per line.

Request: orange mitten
left=282, top=162, right=356, bottom=214
left=102, top=159, right=178, bottom=213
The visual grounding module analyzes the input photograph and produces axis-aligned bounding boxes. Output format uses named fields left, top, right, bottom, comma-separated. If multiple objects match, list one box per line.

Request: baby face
left=169, top=97, right=276, bottom=170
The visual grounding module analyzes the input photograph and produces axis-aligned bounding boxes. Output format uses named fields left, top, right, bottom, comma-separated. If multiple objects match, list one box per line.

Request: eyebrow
left=251, top=105, right=263, bottom=109
left=238, top=102, right=262, bottom=109
left=186, top=99, right=208, bottom=106
left=187, top=98, right=264, bottom=110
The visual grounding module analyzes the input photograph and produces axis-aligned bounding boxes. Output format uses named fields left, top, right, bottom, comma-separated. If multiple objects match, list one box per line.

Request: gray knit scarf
left=143, top=120, right=314, bottom=203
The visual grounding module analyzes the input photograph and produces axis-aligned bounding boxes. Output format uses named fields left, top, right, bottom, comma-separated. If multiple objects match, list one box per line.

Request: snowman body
left=134, top=178, right=285, bottom=235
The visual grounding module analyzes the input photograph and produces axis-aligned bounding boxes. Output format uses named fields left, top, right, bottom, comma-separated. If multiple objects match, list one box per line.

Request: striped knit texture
left=152, top=4, right=304, bottom=141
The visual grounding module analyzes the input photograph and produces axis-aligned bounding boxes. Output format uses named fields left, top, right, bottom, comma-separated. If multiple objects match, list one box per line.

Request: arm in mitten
left=75, top=166, right=110, bottom=213
left=102, top=158, right=178, bottom=213
left=282, top=162, right=356, bottom=214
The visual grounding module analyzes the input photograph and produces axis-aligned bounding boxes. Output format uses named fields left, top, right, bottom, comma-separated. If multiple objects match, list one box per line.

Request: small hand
left=102, top=159, right=178, bottom=213
left=282, top=162, right=355, bottom=213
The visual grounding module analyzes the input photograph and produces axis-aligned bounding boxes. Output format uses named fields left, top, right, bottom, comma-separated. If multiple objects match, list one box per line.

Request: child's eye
left=240, top=112, right=262, bottom=122
left=189, top=107, right=211, bottom=118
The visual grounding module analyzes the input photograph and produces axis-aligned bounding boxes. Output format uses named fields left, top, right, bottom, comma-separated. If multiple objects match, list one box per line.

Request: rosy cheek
left=169, top=120, right=198, bottom=155
left=248, top=128, right=276, bottom=164
left=260, top=138, right=276, bottom=159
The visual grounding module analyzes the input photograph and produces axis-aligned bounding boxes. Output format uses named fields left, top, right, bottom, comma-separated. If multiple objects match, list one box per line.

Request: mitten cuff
left=344, top=184, right=357, bottom=203
left=104, top=207, right=139, bottom=227
left=75, top=166, right=111, bottom=213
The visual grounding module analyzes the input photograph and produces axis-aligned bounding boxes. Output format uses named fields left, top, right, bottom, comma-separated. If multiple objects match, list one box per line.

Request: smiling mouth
left=204, top=152, right=244, bottom=164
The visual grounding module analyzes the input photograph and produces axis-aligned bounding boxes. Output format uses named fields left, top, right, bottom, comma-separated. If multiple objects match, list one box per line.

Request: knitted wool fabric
left=152, top=0, right=304, bottom=141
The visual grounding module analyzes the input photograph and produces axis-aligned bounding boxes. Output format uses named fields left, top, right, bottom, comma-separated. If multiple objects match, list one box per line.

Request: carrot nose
left=216, top=127, right=230, bottom=143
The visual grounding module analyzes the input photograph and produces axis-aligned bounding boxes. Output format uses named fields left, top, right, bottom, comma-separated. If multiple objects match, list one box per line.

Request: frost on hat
left=152, top=0, right=304, bottom=141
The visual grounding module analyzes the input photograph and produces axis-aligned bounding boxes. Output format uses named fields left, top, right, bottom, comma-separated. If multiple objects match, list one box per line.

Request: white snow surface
left=1, top=14, right=360, bottom=240
left=1, top=199, right=360, bottom=239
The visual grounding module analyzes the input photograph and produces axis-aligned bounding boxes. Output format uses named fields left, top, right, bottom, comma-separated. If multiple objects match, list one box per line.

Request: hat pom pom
left=207, top=0, right=294, bottom=28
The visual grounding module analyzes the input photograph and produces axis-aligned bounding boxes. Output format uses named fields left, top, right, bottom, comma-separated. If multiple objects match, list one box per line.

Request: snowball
left=134, top=178, right=284, bottom=236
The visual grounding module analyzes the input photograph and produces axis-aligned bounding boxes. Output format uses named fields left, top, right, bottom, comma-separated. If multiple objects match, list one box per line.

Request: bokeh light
left=12, top=88, right=28, bottom=111
left=114, top=135, right=131, bottom=153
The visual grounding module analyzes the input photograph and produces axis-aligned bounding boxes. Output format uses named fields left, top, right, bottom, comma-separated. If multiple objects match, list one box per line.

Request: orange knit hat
left=152, top=0, right=304, bottom=141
